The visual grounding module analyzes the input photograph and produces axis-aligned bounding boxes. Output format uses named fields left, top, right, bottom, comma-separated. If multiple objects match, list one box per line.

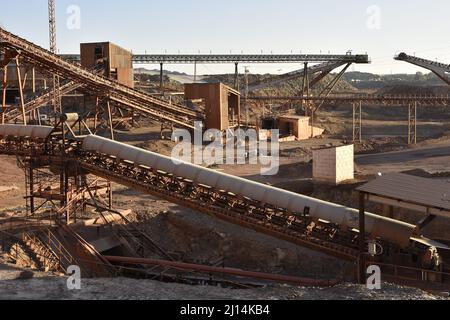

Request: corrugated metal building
left=80, top=42, right=134, bottom=88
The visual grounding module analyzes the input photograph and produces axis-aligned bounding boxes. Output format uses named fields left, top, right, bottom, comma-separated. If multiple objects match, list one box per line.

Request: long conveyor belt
left=0, top=27, right=203, bottom=129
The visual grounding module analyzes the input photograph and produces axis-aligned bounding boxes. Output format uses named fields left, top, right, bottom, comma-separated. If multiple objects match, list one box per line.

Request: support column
left=15, top=58, right=27, bottom=125
left=52, top=74, right=61, bottom=119
left=108, top=182, right=113, bottom=210
left=22, top=71, right=28, bottom=90
left=193, top=61, right=197, bottom=83
left=32, top=67, right=36, bottom=94
left=37, top=108, right=42, bottom=126
left=358, top=192, right=367, bottom=285
left=107, top=101, right=115, bottom=140
left=59, top=165, right=65, bottom=225
left=2, top=65, right=7, bottom=124
left=244, top=67, right=249, bottom=126
left=160, top=63, right=164, bottom=94
left=408, top=102, right=417, bottom=145
left=302, top=62, right=309, bottom=117
left=94, top=97, right=99, bottom=134
left=353, top=101, right=362, bottom=142
left=234, top=62, right=239, bottom=91
left=64, top=165, right=70, bottom=225
left=29, top=162, right=35, bottom=215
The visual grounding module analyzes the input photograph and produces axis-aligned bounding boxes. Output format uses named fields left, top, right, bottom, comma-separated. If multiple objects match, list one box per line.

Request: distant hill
left=344, top=71, right=444, bottom=90
left=134, top=68, right=205, bottom=84
left=377, top=85, right=450, bottom=96
left=134, top=68, right=450, bottom=96
left=201, top=73, right=356, bottom=96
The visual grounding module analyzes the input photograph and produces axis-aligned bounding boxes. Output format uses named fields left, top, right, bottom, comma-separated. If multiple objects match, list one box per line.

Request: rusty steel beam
left=1, top=64, right=6, bottom=124
left=1, top=134, right=449, bottom=288
left=3, top=80, right=82, bottom=122
left=14, top=58, right=26, bottom=124
left=104, top=255, right=340, bottom=287
left=313, top=63, right=352, bottom=113
left=245, top=95, right=450, bottom=106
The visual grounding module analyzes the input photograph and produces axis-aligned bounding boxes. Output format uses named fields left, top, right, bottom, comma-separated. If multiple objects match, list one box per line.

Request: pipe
left=0, top=124, right=54, bottom=139
left=104, top=255, right=339, bottom=287
left=83, top=135, right=415, bottom=247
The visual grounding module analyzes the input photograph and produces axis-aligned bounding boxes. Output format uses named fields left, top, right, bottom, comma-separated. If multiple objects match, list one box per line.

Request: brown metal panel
left=184, top=82, right=241, bottom=130
left=117, top=68, right=134, bottom=88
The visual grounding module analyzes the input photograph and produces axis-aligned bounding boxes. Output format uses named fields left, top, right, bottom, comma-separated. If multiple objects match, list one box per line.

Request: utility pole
left=49, top=0, right=61, bottom=116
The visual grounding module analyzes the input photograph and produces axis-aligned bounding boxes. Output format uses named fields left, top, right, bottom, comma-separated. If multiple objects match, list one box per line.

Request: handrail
left=44, top=228, right=78, bottom=268
left=366, top=261, right=450, bottom=283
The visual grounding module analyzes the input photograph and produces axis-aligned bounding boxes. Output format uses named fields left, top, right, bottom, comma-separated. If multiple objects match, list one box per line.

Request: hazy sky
left=1, top=0, right=450, bottom=75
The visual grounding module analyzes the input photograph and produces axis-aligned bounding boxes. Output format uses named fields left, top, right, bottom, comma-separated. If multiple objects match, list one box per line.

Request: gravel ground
left=0, top=263, right=447, bottom=300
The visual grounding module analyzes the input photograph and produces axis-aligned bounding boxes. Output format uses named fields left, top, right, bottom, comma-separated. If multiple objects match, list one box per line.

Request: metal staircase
left=57, top=224, right=115, bottom=278
left=8, top=229, right=78, bottom=273
left=22, top=232, right=63, bottom=272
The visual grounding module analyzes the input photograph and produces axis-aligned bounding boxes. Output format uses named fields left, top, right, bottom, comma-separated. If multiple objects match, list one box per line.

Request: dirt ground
left=0, top=156, right=27, bottom=212
left=0, top=261, right=447, bottom=300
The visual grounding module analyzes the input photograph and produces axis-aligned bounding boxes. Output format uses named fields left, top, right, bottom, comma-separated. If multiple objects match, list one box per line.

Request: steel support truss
left=353, top=101, right=362, bottom=142
left=408, top=102, right=417, bottom=145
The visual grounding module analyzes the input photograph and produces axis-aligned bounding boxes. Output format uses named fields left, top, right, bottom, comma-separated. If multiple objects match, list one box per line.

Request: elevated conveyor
left=1, top=124, right=443, bottom=267
left=395, top=53, right=450, bottom=86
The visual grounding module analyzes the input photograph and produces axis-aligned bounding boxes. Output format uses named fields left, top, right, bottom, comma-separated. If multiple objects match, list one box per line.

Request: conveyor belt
left=3, top=80, right=82, bottom=122
left=0, top=27, right=203, bottom=129
left=395, top=53, right=450, bottom=86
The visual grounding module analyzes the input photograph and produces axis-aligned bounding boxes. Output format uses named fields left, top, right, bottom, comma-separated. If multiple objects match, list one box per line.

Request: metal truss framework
left=62, top=52, right=370, bottom=92
left=247, top=95, right=450, bottom=144
left=61, top=53, right=370, bottom=64
left=0, top=135, right=438, bottom=269
left=246, top=94, right=450, bottom=105
left=246, top=61, right=348, bottom=93
left=408, top=102, right=417, bottom=145
left=0, top=27, right=202, bottom=131
left=395, top=53, right=450, bottom=86
left=352, top=101, right=362, bottom=143
left=1, top=130, right=450, bottom=287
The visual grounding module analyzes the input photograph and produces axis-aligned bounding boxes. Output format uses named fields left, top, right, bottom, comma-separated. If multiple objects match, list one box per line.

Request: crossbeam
left=61, top=53, right=371, bottom=64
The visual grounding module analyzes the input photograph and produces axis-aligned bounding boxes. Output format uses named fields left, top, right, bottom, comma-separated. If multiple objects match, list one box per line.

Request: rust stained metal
left=0, top=27, right=202, bottom=130
left=104, top=255, right=340, bottom=287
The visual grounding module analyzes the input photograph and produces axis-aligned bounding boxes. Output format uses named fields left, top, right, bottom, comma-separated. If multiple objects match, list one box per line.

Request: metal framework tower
left=352, top=101, right=362, bottom=142
left=408, top=102, right=417, bottom=145
left=48, top=0, right=61, bottom=114
left=48, top=0, right=57, bottom=54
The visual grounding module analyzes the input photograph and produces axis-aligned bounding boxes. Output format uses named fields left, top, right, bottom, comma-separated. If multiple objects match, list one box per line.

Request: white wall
left=313, top=145, right=354, bottom=184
